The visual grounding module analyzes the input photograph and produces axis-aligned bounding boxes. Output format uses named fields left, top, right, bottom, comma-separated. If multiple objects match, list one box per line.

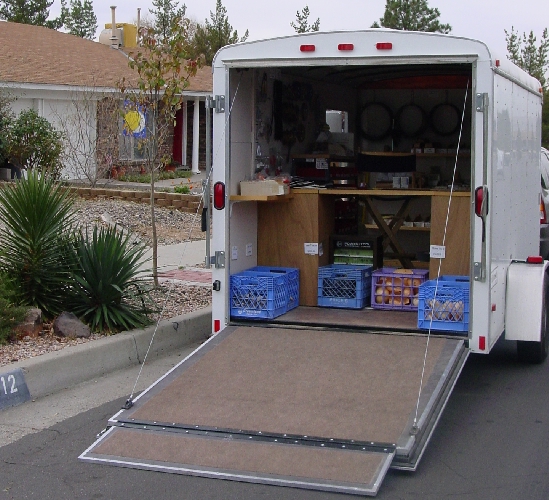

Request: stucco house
left=0, top=20, right=212, bottom=180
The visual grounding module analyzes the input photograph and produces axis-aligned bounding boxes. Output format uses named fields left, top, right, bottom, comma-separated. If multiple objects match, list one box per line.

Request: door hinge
left=209, top=95, right=225, bottom=113
left=209, top=251, right=225, bottom=269
left=475, top=93, right=488, bottom=112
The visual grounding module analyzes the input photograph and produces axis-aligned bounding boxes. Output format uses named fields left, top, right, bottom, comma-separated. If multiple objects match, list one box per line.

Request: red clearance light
left=527, top=256, right=544, bottom=264
left=376, top=42, right=392, bottom=50
left=495, top=59, right=500, bottom=67
left=474, top=186, right=488, bottom=217
left=479, top=336, right=486, bottom=351
left=338, top=43, right=354, bottom=51
left=300, top=44, right=316, bottom=52
left=214, top=319, right=221, bottom=332
left=213, top=181, right=225, bottom=210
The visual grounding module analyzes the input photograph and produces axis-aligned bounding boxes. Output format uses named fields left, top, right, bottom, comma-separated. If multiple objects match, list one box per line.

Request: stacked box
left=318, top=264, right=372, bottom=309
left=230, top=267, right=299, bottom=319
left=371, top=268, right=429, bottom=311
left=417, top=276, right=470, bottom=332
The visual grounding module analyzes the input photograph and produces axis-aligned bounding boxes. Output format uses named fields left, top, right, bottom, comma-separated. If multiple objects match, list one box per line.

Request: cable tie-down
left=123, top=398, right=134, bottom=409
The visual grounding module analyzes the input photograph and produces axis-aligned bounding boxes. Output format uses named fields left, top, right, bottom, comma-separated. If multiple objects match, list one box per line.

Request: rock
left=53, top=312, right=91, bottom=338
left=14, top=308, right=42, bottom=339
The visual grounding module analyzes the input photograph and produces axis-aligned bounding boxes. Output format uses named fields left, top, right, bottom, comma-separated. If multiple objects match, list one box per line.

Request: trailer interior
left=227, top=61, right=474, bottom=337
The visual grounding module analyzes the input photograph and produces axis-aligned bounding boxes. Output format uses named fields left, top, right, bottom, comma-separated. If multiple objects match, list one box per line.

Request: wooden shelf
left=364, top=224, right=430, bottom=232
left=230, top=194, right=293, bottom=202
left=359, top=152, right=470, bottom=158
left=320, top=188, right=470, bottom=197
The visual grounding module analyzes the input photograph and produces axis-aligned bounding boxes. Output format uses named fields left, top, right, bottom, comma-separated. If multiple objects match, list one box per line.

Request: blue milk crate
left=317, top=264, right=372, bottom=309
left=417, top=276, right=470, bottom=332
left=230, top=271, right=288, bottom=319
left=245, top=266, right=300, bottom=312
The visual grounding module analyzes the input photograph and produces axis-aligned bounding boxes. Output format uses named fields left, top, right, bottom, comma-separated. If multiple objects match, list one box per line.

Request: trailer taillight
left=213, top=181, right=225, bottom=210
left=540, top=195, right=547, bottom=224
left=376, top=42, right=392, bottom=50
left=338, top=43, right=354, bottom=51
left=474, top=186, right=489, bottom=217
left=300, top=44, right=315, bottom=52
left=214, top=319, right=221, bottom=332
left=479, top=336, right=486, bottom=351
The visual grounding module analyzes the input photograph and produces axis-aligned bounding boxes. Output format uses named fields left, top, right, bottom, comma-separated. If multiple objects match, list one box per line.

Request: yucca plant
left=0, top=172, right=76, bottom=316
left=69, top=225, right=153, bottom=332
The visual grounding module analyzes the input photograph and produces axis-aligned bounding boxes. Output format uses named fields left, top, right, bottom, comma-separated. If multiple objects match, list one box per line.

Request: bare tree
left=53, top=84, right=119, bottom=185
left=118, top=16, right=199, bottom=285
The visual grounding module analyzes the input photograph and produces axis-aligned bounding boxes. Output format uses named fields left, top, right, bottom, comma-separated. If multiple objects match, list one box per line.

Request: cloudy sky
left=55, top=0, right=548, bottom=61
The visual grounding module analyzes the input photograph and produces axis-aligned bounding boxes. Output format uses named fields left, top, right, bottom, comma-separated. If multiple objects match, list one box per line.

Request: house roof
left=0, top=21, right=212, bottom=93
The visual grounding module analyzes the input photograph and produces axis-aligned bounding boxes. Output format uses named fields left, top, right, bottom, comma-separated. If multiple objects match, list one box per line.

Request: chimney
left=110, top=6, right=118, bottom=48
left=137, top=8, right=141, bottom=45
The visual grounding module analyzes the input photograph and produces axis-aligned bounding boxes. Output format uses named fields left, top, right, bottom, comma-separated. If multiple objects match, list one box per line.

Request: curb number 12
left=1, top=375, right=18, bottom=395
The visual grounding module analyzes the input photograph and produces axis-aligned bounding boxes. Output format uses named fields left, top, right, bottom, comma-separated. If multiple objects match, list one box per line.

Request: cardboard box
left=240, top=180, right=289, bottom=196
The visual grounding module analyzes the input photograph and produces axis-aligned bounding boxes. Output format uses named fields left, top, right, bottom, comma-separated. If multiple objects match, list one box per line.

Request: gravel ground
left=0, top=197, right=212, bottom=368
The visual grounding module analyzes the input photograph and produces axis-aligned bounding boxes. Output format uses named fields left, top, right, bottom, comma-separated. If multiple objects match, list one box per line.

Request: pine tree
left=149, top=0, right=186, bottom=43
left=190, top=0, right=248, bottom=65
left=290, top=6, right=320, bottom=34
left=61, top=0, right=97, bottom=39
left=372, top=0, right=451, bottom=34
left=0, top=0, right=63, bottom=28
left=505, top=27, right=549, bottom=89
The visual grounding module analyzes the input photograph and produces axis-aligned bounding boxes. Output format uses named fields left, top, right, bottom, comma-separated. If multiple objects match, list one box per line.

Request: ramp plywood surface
left=82, top=326, right=465, bottom=495
left=90, top=427, right=392, bottom=492
left=123, top=327, right=446, bottom=443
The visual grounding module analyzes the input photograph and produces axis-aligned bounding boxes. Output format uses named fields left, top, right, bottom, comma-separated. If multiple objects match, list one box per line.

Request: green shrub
left=68, top=225, right=153, bottom=332
left=118, top=170, right=191, bottom=184
left=8, top=109, right=64, bottom=179
left=174, top=184, right=190, bottom=194
left=0, top=172, right=76, bottom=316
left=0, top=272, right=27, bottom=344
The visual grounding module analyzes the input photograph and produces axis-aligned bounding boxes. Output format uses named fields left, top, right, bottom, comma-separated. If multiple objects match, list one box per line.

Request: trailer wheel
left=517, top=271, right=549, bottom=364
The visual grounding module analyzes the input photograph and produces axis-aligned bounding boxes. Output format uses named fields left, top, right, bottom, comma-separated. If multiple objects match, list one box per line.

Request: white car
left=540, top=147, right=549, bottom=259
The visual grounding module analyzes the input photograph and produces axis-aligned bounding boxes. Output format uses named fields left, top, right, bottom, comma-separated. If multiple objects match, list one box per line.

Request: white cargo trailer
left=82, top=30, right=546, bottom=496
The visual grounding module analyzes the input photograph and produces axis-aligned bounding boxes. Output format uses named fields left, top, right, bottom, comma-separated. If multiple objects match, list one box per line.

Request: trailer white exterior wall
left=210, top=30, right=543, bottom=354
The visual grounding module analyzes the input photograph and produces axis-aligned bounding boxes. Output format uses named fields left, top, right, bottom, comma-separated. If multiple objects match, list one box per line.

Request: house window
left=119, top=102, right=152, bottom=161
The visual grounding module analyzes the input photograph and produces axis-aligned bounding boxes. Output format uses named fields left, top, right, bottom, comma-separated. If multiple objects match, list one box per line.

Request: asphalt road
left=1, top=338, right=549, bottom=500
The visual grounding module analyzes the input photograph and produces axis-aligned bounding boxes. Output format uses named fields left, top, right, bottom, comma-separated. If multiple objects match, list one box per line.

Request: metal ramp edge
left=79, top=425, right=395, bottom=496
left=392, top=340, right=469, bottom=470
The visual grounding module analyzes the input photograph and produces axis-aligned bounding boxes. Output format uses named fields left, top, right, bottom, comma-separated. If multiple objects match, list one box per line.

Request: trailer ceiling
left=280, top=63, right=472, bottom=89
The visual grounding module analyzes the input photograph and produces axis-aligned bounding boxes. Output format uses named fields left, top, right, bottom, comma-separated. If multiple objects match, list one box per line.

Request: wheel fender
left=505, top=260, right=549, bottom=342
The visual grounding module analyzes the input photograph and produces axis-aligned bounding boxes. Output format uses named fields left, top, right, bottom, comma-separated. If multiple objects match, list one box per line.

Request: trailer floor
left=272, top=305, right=420, bottom=331
left=81, top=326, right=467, bottom=496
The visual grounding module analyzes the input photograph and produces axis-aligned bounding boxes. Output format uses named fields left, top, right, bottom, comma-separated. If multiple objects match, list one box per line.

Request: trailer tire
left=517, top=271, right=549, bottom=364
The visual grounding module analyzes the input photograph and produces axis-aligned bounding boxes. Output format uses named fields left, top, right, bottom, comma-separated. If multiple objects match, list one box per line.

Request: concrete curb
left=7, top=307, right=212, bottom=400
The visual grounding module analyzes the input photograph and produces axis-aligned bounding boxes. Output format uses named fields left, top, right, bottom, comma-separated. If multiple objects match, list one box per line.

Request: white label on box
left=304, top=243, right=319, bottom=255
left=430, top=245, right=446, bottom=259
left=231, top=246, right=238, bottom=260
left=246, top=243, right=253, bottom=257
left=315, top=158, right=329, bottom=170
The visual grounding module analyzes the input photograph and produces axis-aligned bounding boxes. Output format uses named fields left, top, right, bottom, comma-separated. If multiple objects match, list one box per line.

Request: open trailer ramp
left=80, top=326, right=468, bottom=496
